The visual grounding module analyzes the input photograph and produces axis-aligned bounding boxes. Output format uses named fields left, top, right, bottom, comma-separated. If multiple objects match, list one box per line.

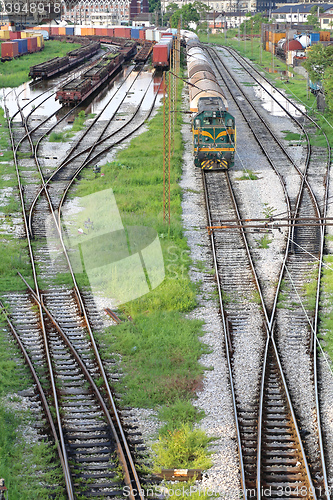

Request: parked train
left=187, top=38, right=236, bottom=170
left=29, top=41, right=100, bottom=79
left=55, top=44, right=135, bottom=104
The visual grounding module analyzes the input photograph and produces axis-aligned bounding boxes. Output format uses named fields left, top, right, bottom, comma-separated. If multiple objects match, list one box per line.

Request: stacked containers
left=1, top=41, right=19, bottom=59
left=27, top=36, right=37, bottom=53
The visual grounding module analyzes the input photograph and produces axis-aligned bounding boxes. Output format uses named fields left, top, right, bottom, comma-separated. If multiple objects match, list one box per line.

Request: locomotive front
left=193, top=97, right=235, bottom=170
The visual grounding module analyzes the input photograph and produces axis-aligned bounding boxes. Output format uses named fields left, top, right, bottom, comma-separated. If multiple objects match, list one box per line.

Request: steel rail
left=12, top=75, right=163, bottom=500
left=0, top=300, right=70, bottom=491
left=206, top=45, right=327, bottom=497
left=18, top=273, right=138, bottom=499
left=4, top=91, right=75, bottom=500
left=14, top=94, right=142, bottom=500
left=28, top=67, right=155, bottom=234
left=202, top=171, right=248, bottom=499
left=220, top=46, right=331, bottom=497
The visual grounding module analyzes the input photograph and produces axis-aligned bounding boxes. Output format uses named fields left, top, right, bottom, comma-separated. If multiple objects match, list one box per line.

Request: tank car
left=187, top=42, right=236, bottom=170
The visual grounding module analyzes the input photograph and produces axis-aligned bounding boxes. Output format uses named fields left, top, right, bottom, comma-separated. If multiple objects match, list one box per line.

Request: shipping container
left=131, top=28, right=141, bottom=39
left=114, top=27, right=131, bottom=38
left=106, top=28, right=114, bottom=37
left=74, top=26, right=81, bottom=36
left=51, top=26, right=59, bottom=36
left=154, top=30, right=161, bottom=42
left=9, top=31, right=19, bottom=39
left=12, top=38, right=27, bottom=54
left=86, top=27, right=95, bottom=36
left=36, top=34, right=44, bottom=49
left=59, top=27, right=66, bottom=35
left=95, top=28, right=104, bottom=36
left=309, top=32, right=320, bottom=44
left=139, top=29, right=146, bottom=40
left=27, top=36, right=38, bottom=53
left=320, top=30, right=330, bottom=41
left=1, top=41, right=18, bottom=59
left=0, top=30, right=10, bottom=39
left=101, top=28, right=108, bottom=36
left=146, top=29, right=154, bottom=41
left=153, top=38, right=172, bottom=67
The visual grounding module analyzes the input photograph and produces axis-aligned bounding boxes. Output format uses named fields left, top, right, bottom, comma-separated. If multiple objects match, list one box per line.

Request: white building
left=62, top=0, right=130, bottom=25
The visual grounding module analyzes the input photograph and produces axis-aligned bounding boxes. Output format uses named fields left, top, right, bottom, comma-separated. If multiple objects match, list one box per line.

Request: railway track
left=1, top=64, right=161, bottom=498
left=202, top=45, right=331, bottom=498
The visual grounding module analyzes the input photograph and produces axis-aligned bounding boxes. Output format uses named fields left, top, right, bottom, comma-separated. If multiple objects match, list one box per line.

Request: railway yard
left=1, top=32, right=333, bottom=500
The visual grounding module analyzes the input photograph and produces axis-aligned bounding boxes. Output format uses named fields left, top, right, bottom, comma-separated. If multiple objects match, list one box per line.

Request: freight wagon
left=152, top=37, right=173, bottom=68
left=29, top=41, right=100, bottom=79
left=1, top=33, right=44, bottom=60
left=55, top=52, right=123, bottom=104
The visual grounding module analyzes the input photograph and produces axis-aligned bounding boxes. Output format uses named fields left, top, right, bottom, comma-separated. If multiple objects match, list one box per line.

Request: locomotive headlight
left=227, top=118, right=233, bottom=128
left=213, top=112, right=216, bottom=118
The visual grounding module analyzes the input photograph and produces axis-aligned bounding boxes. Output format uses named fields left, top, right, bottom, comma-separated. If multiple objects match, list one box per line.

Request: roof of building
left=272, top=3, right=333, bottom=13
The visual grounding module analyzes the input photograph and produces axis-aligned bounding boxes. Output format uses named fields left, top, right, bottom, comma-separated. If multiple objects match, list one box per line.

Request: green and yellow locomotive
left=193, top=96, right=235, bottom=170
left=186, top=38, right=236, bottom=170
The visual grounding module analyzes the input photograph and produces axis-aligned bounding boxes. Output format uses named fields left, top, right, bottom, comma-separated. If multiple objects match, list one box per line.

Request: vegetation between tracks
left=68, top=74, right=213, bottom=470
left=0, top=40, right=81, bottom=88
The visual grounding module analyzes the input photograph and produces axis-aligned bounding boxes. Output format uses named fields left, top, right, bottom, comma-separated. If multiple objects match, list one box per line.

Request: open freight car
left=56, top=52, right=122, bottom=104
left=29, top=41, right=100, bottom=79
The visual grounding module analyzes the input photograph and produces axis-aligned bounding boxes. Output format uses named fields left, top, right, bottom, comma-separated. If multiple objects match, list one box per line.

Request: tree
left=163, top=2, right=179, bottom=25
left=303, top=43, right=333, bottom=81
left=149, top=0, right=161, bottom=13
left=170, top=3, right=200, bottom=29
left=240, top=13, right=269, bottom=34
left=305, top=5, right=324, bottom=31
left=322, top=64, right=333, bottom=112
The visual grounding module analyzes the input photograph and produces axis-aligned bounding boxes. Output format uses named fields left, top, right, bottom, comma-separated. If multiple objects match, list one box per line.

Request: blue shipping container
left=12, top=38, right=27, bottom=54
left=309, top=32, right=320, bottom=44
left=131, top=28, right=140, bottom=39
left=66, top=27, right=74, bottom=35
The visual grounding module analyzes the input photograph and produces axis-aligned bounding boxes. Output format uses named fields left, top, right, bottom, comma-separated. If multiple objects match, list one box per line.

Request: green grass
left=0, top=40, right=81, bottom=88
left=236, top=168, right=258, bottom=180
left=49, top=112, right=88, bottom=142
left=256, top=233, right=272, bottom=249
left=152, top=423, right=213, bottom=470
left=282, top=130, right=305, bottom=142
left=98, top=311, right=208, bottom=408
left=320, top=255, right=333, bottom=361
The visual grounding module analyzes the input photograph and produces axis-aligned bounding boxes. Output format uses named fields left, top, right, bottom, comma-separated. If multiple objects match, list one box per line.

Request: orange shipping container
left=320, top=31, right=330, bottom=41
left=59, top=27, right=66, bottom=35
left=81, top=28, right=89, bottom=36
